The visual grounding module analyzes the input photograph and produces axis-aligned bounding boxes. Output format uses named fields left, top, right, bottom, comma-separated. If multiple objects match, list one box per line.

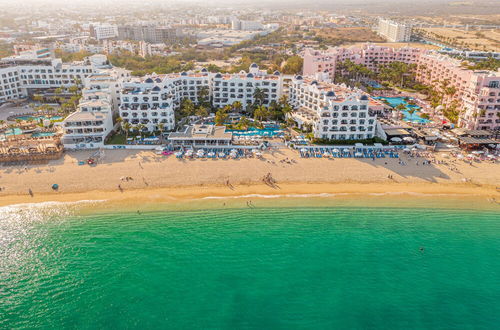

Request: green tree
left=214, top=108, right=229, bottom=125
left=253, top=88, right=266, bottom=106
left=282, top=55, right=303, bottom=74
left=195, top=105, right=209, bottom=118
left=232, top=101, right=243, bottom=113
left=180, top=98, right=196, bottom=117
left=253, top=105, right=269, bottom=122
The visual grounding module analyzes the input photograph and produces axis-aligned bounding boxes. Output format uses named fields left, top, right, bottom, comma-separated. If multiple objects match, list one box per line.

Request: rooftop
left=169, top=125, right=232, bottom=140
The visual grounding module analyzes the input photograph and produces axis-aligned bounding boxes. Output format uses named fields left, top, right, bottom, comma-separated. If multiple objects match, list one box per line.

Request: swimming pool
left=228, top=127, right=284, bottom=137
left=3, top=128, right=55, bottom=137
left=32, top=132, right=55, bottom=137
left=375, top=97, right=430, bottom=124
left=4, top=128, right=23, bottom=136
left=15, top=115, right=63, bottom=121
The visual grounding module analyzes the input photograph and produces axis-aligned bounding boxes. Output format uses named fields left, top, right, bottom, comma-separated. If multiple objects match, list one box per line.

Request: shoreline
left=1, top=148, right=499, bottom=211
left=1, top=181, right=499, bottom=211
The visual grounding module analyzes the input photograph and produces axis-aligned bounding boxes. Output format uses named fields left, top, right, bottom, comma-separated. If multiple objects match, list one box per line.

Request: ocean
left=1, top=200, right=499, bottom=329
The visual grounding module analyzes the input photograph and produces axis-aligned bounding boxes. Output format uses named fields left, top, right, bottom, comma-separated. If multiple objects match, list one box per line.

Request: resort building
left=119, top=70, right=210, bottom=132
left=377, top=19, right=412, bottom=42
left=303, top=44, right=423, bottom=78
left=288, top=76, right=385, bottom=140
left=168, top=124, right=233, bottom=148
left=212, top=64, right=285, bottom=109
left=0, top=54, right=110, bottom=104
left=302, top=44, right=500, bottom=131
left=62, top=106, right=114, bottom=149
left=62, top=67, right=130, bottom=149
left=119, top=64, right=287, bottom=133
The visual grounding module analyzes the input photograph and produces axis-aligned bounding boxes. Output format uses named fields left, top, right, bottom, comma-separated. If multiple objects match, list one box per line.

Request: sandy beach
left=0, top=148, right=499, bottom=207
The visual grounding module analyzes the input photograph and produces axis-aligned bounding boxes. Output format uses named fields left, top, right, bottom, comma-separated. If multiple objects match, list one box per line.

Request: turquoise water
left=228, top=127, right=284, bottom=137
left=4, top=128, right=23, bottom=136
left=31, top=132, right=55, bottom=137
left=376, top=97, right=430, bottom=124
left=16, top=115, right=63, bottom=121
left=1, top=204, right=499, bottom=328
left=3, top=128, right=54, bottom=137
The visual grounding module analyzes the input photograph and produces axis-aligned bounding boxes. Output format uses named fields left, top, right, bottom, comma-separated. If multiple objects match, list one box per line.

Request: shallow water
left=1, top=202, right=499, bottom=329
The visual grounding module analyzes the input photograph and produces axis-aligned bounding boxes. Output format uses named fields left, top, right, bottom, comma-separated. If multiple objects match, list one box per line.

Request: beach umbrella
left=403, top=148, right=411, bottom=152
left=332, top=148, right=340, bottom=153
left=403, top=137, right=415, bottom=142
left=456, top=154, right=464, bottom=159
left=323, top=152, right=330, bottom=157
left=207, top=152, right=215, bottom=157
left=391, top=137, right=402, bottom=142
left=174, top=151, right=182, bottom=157
left=252, top=149, right=259, bottom=153
left=487, top=155, right=496, bottom=159
left=51, top=184, right=59, bottom=190
left=354, top=152, right=363, bottom=157
left=300, top=148, right=307, bottom=153
left=218, top=152, right=226, bottom=158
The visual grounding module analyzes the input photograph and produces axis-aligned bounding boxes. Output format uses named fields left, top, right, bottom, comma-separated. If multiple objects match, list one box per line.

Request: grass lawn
left=107, top=133, right=127, bottom=145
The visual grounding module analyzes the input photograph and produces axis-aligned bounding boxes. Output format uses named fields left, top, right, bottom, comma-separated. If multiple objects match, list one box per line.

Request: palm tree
left=136, top=124, right=145, bottom=138
left=253, top=105, right=269, bottom=122
left=253, top=88, right=266, bottom=106
left=214, top=108, right=229, bottom=126
left=115, top=116, right=123, bottom=128
left=157, top=123, right=165, bottom=134
left=232, top=101, right=243, bottom=113
left=195, top=105, right=208, bottom=118
left=198, top=86, right=210, bottom=106
left=122, top=121, right=132, bottom=139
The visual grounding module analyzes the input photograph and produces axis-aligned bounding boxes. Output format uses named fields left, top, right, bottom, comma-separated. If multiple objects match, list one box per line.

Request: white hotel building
left=0, top=54, right=110, bottom=104
left=119, top=64, right=287, bottom=132
left=377, top=19, right=412, bottom=43
left=288, top=76, right=385, bottom=140
left=62, top=67, right=131, bottom=149
left=212, top=64, right=284, bottom=109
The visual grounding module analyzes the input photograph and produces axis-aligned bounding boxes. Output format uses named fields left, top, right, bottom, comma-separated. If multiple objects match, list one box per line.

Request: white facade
left=212, top=64, right=284, bottom=109
left=0, top=55, right=110, bottom=104
left=119, top=64, right=287, bottom=133
left=119, top=72, right=210, bottom=132
left=288, top=77, right=384, bottom=140
left=377, top=19, right=412, bottom=42
left=0, top=66, right=22, bottom=103
left=91, top=24, right=118, bottom=41
left=62, top=67, right=129, bottom=149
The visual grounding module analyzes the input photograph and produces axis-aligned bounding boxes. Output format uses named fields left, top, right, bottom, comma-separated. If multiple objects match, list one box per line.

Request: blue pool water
left=32, top=132, right=55, bottom=137
left=375, top=97, right=430, bottom=124
left=228, top=127, right=283, bottom=137
left=4, top=128, right=23, bottom=136
left=16, top=115, right=63, bottom=122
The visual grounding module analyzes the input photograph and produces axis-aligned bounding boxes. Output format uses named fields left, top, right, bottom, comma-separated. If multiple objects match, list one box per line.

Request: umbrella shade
left=391, top=137, right=402, bottom=142
left=332, top=148, right=340, bottom=153
left=300, top=148, right=307, bottom=152
left=403, top=137, right=414, bottom=142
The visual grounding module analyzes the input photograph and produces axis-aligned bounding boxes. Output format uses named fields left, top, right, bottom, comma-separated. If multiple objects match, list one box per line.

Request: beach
left=0, top=148, right=499, bottom=207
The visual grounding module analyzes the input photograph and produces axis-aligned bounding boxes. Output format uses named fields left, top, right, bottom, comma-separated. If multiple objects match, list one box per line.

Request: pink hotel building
left=303, top=44, right=500, bottom=131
